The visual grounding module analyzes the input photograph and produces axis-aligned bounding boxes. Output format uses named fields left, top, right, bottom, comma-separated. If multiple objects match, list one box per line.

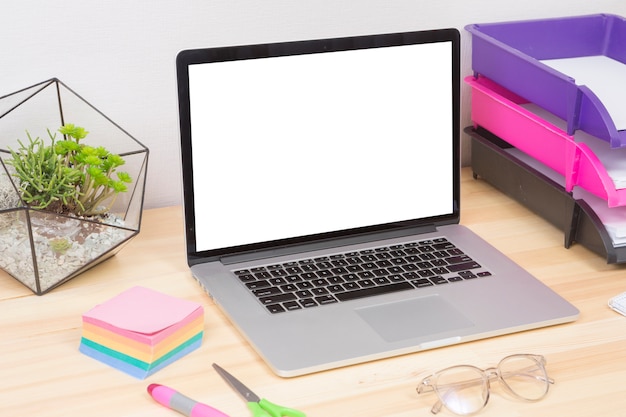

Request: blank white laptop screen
left=187, top=41, right=453, bottom=253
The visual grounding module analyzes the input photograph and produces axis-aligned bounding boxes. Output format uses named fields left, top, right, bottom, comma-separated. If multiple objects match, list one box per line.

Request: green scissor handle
left=247, top=398, right=306, bottom=417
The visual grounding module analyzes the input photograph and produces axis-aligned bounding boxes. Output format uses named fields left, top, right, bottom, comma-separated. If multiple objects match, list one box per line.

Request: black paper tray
left=467, top=126, right=626, bottom=264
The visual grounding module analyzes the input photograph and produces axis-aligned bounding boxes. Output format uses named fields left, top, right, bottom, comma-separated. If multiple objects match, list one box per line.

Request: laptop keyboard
left=233, top=238, right=491, bottom=314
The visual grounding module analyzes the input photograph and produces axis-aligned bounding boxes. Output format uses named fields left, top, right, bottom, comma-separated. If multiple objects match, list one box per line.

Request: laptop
left=175, top=28, right=579, bottom=377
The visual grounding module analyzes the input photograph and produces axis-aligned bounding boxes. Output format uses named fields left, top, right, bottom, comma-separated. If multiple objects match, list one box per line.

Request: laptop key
left=335, top=282, right=413, bottom=301
left=266, top=304, right=285, bottom=314
left=374, top=277, right=390, bottom=285
left=317, top=270, right=333, bottom=278
left=328, top=276, right=345, bottom=284
left=246, top=280, right=271, bottom=290
left=343, top=282, right=359, bottom=290
left=412, top=278, right=434, bottom=288
left=317, top=261, right=333, bottom=269
left=347, top=265, right=364, bottom=272
left=372, top=269, right=389, bottom=277
left=285, top=275, right=302, bottom=283
left=315, top=295, right=338, bottom=305
left=237, top=273, right=256, bottom=283
left=259, top=293, right=297, bottom=305
left=252, top=287, right=283, bottom=297
left=311, top=278, right=329, bottom=287
left=311, top=287, right=329, bottom=296
left=447, top=261, right=481, bottom=272
left=284, top=301, right=302, bottom=311
left=358, top=271, right=375, bottom=279
left=362, top=262, right=377, bottom=270
left=403, top=263, right=419, bottom=271
left=446, top=255, right=472, bottom=264
left=280, top=284, right=298, bottom=292
left=328, top=284, right=344, bottom=293
left=299, top=298, right=318, bottom=308
left=430, top=276, right=448, bottom=285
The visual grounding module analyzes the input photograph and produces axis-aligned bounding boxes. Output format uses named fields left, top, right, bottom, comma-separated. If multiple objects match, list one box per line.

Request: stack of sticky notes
left=79, top=286, right=204, bottom=379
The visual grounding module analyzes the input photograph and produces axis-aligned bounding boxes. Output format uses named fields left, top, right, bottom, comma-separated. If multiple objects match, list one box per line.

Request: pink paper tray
left=465, top=75, right=626, bottom=208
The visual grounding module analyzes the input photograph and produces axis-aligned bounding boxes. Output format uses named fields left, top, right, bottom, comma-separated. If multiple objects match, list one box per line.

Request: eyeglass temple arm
left=417, top=380, right=444, bottom=414
left=416, top=380, right=435, bottom=394
left=430, top=400, right=444, bottom=414
left=417, top=380, right=466, bottom=415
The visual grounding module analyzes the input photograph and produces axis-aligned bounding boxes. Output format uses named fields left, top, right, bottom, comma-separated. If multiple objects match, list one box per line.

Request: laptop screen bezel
left=176, top=29, right=461, bottom=264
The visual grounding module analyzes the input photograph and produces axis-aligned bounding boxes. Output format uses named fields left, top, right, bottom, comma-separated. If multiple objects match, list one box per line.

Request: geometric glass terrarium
left=0, top=78, right=149, bottom=294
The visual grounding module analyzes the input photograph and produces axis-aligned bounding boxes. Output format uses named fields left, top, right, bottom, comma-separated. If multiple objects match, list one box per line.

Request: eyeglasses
left=416, top=354, right=553, bottom=415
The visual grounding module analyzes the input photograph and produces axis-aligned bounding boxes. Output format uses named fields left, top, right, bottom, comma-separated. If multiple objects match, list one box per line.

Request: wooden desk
left=2, top=167, right=626, bottom=417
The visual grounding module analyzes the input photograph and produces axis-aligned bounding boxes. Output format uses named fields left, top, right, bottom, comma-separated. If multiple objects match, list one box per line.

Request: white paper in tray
left=541, top=55, right=626, bottom=130
left=505, top=147, right=626, bottom=247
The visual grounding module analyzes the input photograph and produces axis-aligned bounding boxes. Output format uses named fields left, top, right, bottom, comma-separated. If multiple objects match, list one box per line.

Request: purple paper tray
left=466, top=14, right=626, bottom=148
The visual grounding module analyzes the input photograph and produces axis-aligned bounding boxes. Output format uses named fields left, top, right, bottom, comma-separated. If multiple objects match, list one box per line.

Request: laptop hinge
left=219, top=225, right=438, bottom=265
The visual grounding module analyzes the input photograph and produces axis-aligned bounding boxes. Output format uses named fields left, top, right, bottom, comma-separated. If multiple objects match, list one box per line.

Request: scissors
left=212, top=363, right=306, bottom=417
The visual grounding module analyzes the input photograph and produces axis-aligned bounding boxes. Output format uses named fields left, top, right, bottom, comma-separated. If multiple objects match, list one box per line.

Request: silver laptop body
left=176, top=28, right=579, bottom=377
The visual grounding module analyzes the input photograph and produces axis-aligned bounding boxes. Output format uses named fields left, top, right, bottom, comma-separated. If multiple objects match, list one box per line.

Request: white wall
left=2, top=0, right=625, bottom=209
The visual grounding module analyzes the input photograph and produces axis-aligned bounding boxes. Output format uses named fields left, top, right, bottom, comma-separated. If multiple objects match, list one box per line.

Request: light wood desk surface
left=2, top=167, right=626, bottom=417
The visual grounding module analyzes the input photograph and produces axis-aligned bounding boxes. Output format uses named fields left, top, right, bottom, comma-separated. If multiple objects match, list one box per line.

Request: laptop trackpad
left=355, top=295, right=474, bottom=343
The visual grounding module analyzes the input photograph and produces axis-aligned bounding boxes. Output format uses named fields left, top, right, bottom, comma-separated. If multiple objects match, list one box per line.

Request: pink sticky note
left=82, top=286, right=204, bottom=344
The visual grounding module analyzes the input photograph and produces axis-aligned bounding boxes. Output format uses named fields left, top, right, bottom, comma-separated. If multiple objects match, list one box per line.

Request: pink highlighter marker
left=147, top=384, right=229, bottom=417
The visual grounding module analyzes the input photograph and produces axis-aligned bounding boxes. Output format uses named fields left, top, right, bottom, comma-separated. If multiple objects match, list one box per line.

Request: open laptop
left=176, top=28, right=579, bottom=377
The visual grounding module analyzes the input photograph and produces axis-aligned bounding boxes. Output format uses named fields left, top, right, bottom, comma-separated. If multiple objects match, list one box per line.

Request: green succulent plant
left=6, top=123, right=132, bottom=217
left=49, top=237, right=73, bottom=255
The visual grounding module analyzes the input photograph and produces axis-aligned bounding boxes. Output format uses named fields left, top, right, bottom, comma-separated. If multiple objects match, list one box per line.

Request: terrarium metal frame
left=0, top=78, right=149, bottom=295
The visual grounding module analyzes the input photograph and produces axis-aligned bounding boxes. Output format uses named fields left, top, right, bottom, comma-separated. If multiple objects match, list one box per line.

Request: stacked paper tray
left=79, top=286, right=204, bottom=379
left=468, top=126, right=626, bottom=263
left=466, top=14, right=626, bottom=148
left=465, top=75, right=626, bottom=208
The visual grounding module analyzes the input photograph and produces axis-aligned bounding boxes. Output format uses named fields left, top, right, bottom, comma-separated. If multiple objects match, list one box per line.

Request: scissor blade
left=212, top=363, right=261, bottom=403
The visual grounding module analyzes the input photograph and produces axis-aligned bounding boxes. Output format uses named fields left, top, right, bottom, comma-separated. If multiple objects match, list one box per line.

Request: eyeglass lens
left=429, top=355, right=550, bottom=415
left=498, top=355, right=549, bottom=401
left=433, top=366, right=488, bottom=415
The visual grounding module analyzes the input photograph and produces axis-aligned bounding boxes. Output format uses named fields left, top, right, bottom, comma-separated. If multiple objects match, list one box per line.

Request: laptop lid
left=176, top=29, right=460, bottom=265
